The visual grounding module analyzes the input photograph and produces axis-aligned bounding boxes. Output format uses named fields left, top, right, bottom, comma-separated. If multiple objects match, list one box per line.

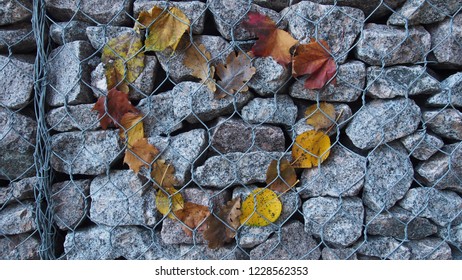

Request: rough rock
left=423, top=109, right=462, bottom=140
left=438, top=223, right=462, bottom=247
left=346, top=98, right=421, bottom=149
left=50, top=21, right=91, bottom=45
left=133, top=1, right=207, bottom=35
left=298, top=145, right=366, bottom=198
left=427, top=14, right=462, bottom=68
left=241, top=95, right=297, bottom=126
left=427, top=72, right=462, bottom=107
left=0, top=0, right=32, bottom=26
left=85, top=26, right=138, bottom=51
left=45, top=0, right=131, bottom=26
left=354, top=23, right=431, bottom=66
left=46, top=104, right=100, bottom=132
left=52, top=179, right=90, bottom=230
left=400, top=131, right=444, bottom=161
left=363, top=143, right=414, bottom=211
left=388, top=0, right=462, bottom=26
left=0, top=177, right=37, bottom=205
left=0, top=23, right=36, bottom=53
left=250, top=221, right=321, bottom=260
left=210, top=117, right=286, bottom=154
left=407, top=238, right=452, bottom=260
left=0, top=55, right=34, bottom=109
left=355, top=236, right=410, bottom=260
left=248, top=56, right=292, bottom=97
left=307, top=0, right=406, bottom=19
left=290, top=60, right=366, bottom=102
left=160, top=217, right=205, bottom=245
left=51, top=130, right=123, bottom=175
left=179, top=244, right=246, bottom=260
left=146, top=129, right=208, bottom=186
left=321, top=248, right=358, bottom=260
left=46, top=41, right=94, bottom=107
left=366, top=66, right=441, bottom=99
left=303, top=196, right=364, bottom=247
left=90, top=170, right=158, bottom=227
left=365, top=206, right=437, bottom=240
left=207, top=0, right=284, bottom=40
left=415, top=144, right=462, bottom=193
left=0, top=201, right=35, bottom=235
left=399, top=187, right=462, bottom=227
left=282, top=1, right=364, bottom=62
left=0, top=234, right=40, bottom=260
left=0, top=108, right=36, bottom=180
left=193, top=152, right=286, bottom=188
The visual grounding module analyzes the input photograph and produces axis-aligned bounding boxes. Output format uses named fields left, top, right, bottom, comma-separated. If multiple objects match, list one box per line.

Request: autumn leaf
left=292, top=39, right=337, bottom=89
left=292, top=130, right=331, bottom=169
left=215, top=51, right=256, bottom=99
left=203, top=197, right=242, bottom=249
left=136, top=6, right=190, bottom=52
left=242, top=12, right=298, bottom=66
left=123, top=138, right=159, bottom=173
left=156, top=186, right=184, bottom=219
left=240, top=188, right=282, bottom=227
left=304, top=102, right=336, bottom=131
left=93, top=89, right=138, bottom=129
left=119, top=112, right=144, bottom=146
left=266, top=159, right=298, bottom=192
left=174, top=202, right=210, bottom=237
left=151, top=159, right=177, bottom=189
left=102, top=33, right=144, bottom=93
left=183, top=44, right=216, bottom=92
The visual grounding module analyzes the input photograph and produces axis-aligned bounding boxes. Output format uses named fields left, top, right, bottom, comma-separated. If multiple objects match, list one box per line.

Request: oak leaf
left=119, top=112, right=144, bottom=147
left=156, top=186, right=184, bottom=219
left=183, top=44, right=216, bottom=92
left=292, top=39, right=337, bottom=89
left=151, top=159, right=177, bottom=189
left=174, top=202, right=210, bottom=237
left=215, top=51, right=256, bottom=99
left=304, top=102, right=336, bottom=131
left=242, top=12, right=298, bottom=66
left=93, top=89, right=138, bottom=129
left=123, top=138, right=159, bottom=173
left=292, top=130, right=331, bottom=169
left=240, top=188, right=282, bottom=227
left=266, top=159, right=298, bottom=192
left=136, top=6, right=190, bottom=52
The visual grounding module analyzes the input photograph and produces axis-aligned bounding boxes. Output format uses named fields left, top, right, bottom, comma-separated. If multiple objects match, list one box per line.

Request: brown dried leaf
left=215, top=52, right=256, bottom=99
left=123, top=138, right=159, bottom=173
left=266, top=159, right=298, bottom=192
left=183, top=44, right=216, bottom=92
left=174, top=202, right=210, bottom=237
left=151, top=159, right=177, bottom=189
left=119, top=112, right=144, bottom=147
left=92, top=88, right=138, bottom=129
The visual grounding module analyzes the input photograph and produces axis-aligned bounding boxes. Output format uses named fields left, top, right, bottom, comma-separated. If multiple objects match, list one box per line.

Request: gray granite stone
left=346, top=98, right=421, bottom=149
left=51, top=130, right=123, bottom=175
left=388, top=0, right=462, bottom=26
left=46, top=41, right=94, bottom=107
left=0, top=201, right=35, bottom=235
left=298, top=145, right=366, bottom=198
left=0, top=55, right=34, bottom=109
left=366, top=65, right=440, bottom=99
left=356, top=236, right=410, bottom=260
left=0, top=23, right=36, bottom=53
left=321, top=247, right=358, bottom=260
left=307, top=0, right=406, bottom=19
left=290, top=60, right=366, bottom=102
left=250, top=221, right=321, bottom=260
left=427, top=14, right=462, bottom=68
left=354, top=23, right=431, bottom=66
left=407, top=238, right=452, bottom=260
left=0, top=0, right=32, bottom=26
left=438, top=223, right=462, bottom=247
left=303, top=196, right=364, bottom=247
left=86, top=26, right=138, bottom=51
left=0, top=177, right=36, bottom=205
left=50, top=21, right=91, bottom=45
left=248, top=56, right=291, bottom=97
left=179, top=244, right=246, bottom=260
left=46, top=104, right=100, bottom=132
left=400, top=131, right=444, bottom=161
left=363, top=143, right=414, bottom=211
left=423, top=109, right=462, bottom=140
left=52, top=179, right=90, bottom=230
left=241, top=95, right=297, bottom=126
left=427, top=72, right=462, bottom=107
left=0, top=234, right=40, bottom=260
left=90, top=170, right=158, bottom=227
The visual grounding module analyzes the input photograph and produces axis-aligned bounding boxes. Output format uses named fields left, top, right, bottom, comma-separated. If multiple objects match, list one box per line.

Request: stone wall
left=1, top=0, right=462, bottom=260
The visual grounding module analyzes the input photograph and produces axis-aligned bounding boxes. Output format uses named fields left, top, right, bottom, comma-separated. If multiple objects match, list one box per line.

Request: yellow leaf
left=156, top=186, right=184, bottom=219
left=305, top=102, right=336, bottom=131
left=183, top=44, right=216, bottom=92
left=136, top=6, right=190, bottom=52
left=240, top=188, right=282, bottom=227
left=123, top=138, right=159, bottom=173
left=151, top=159, right=177, bottom=189
left=119, top=112, right=144, bottom=147
left=292, top=130, right=331, bottom=168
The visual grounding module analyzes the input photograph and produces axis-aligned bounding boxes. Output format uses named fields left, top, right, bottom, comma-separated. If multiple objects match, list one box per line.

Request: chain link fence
left=1, top=0, right=462, bottom=260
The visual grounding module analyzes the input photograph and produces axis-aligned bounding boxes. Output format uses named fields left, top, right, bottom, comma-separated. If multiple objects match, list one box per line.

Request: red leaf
left=93, top=89, right=138, bottom=129
left=292, top=39, right=337, bottom=89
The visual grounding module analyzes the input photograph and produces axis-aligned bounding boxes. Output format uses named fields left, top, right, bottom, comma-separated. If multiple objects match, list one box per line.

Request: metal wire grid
left=0, top=0, right=461, bottom=260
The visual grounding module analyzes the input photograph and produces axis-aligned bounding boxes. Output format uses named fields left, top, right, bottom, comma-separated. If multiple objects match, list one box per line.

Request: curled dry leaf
left=151, top=159, right=177, bottom=189
left=183, top=44, right=216, bottom=92
left=292, top=130, right=331, bottom=169
left=242, top=12, right=298, bottom=66
left=215, top=51, right=256, bottom=99
left=93, top=89, right=138, bottom=129
left=119, top=112, right=144, bottom=146
left=156, top=186, right=184, bottom=219
left=136, top=6, right=190, bottom=52
left=266, top=159, right=298, bottom=192
left=174, top=202, right=210, bottom=237
left=304, top=102, right=336, bottom=131
left=240, top=188, right=282, bottom=227
left=203, top=197, right=242, bottom=249
left=123, top=138, right=159, bottom=173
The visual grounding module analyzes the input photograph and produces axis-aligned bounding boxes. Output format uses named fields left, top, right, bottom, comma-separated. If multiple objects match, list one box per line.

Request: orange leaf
left=242, top=12, right=298, bottom=66
left=174, top=202, right=210, bottom=237
left=123, top=138, right=159, bottom=173
left=119, top=112, right=144, bottom=147
left=292, top=39, right=337, bottom=89
left=93, top=89, right=138, bottom=129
